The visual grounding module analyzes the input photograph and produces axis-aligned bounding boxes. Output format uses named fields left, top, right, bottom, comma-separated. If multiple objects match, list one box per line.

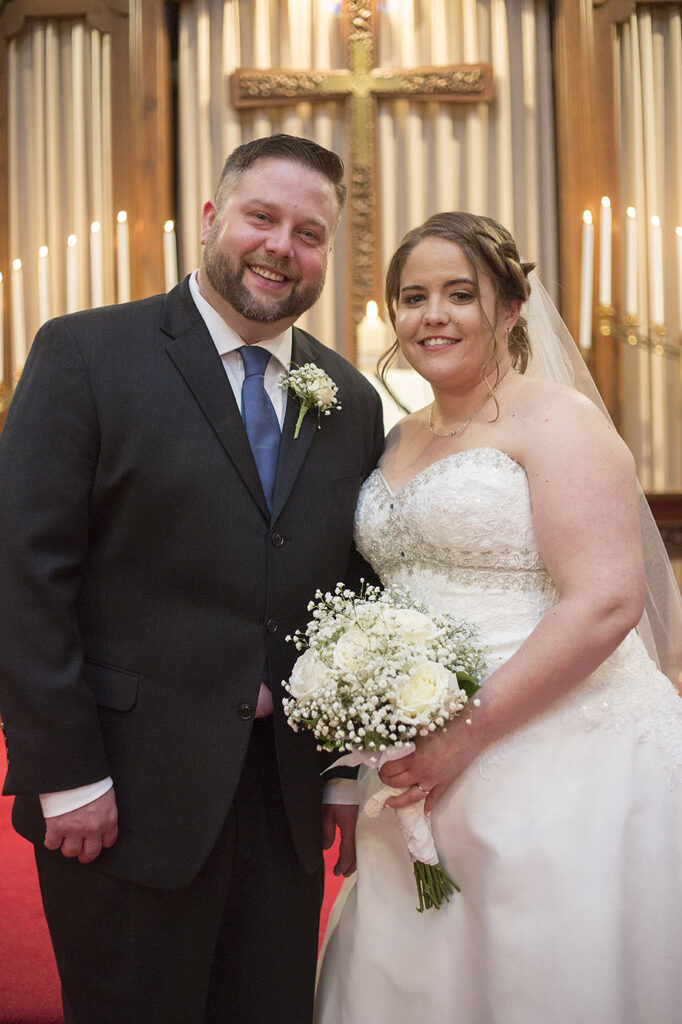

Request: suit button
left=238, top=703, right=254, bottom=720
left=266, top=618, right=278, bottom=634
left=271, top=531, right=284, bottom=547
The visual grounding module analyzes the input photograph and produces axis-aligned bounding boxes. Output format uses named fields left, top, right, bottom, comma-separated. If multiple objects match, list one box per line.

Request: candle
left=163, top=220, right=179, bottom=292
left=676, top=226, right=682, bottom=334
left=0, top=271, right=4, bottom=385
left=579, top=211, right=594, bottom=350
left=90, top=221, right=104, bottom=308
left=356, top=301, right=389, bottom=369
left=625, top=207, right=638, bottom=318
left=11, top=258, right=27, bottom=375
left=66, top=234, right=79, bottom=314
left=650, top=215, right=664, bottom=326
left=598, top=196, right=612, bottom=307
left=116, top=211, right=131, bottom=304
left=38, top=245, right=51, bottom=325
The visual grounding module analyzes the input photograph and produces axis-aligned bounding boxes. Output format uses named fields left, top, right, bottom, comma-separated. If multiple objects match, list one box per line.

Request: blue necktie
left=239, top=345, right=281, bottom=510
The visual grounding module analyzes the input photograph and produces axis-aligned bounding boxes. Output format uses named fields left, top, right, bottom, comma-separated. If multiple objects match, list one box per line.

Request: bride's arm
left=382, top=385, right=647, bottom=810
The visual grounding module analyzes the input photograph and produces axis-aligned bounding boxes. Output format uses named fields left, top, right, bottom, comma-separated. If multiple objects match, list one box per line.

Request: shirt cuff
left=40, top=777, right=114, bottom=818
left=323, top=778, right=359, bottom=805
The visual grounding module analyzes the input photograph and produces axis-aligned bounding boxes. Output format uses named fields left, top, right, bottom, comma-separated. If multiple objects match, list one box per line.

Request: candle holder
left=623, top=314, right=639, bottom=346
left=596, top=305, right=615, bottom=336
left=651, top=322, right=667, bottom=357
left=600, top=314, right=681, bottom=360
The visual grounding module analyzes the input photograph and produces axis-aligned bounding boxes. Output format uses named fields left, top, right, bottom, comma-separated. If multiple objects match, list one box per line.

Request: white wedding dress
left=315, top=447, right=682, bottom=1024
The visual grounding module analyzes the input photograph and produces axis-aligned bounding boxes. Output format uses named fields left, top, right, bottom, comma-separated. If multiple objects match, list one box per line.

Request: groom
left=0, top=134, right=383, bottom=1023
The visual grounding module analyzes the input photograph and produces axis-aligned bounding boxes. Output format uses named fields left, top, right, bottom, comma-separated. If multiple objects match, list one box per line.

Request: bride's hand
left=379, top=720, right=480, bottom=814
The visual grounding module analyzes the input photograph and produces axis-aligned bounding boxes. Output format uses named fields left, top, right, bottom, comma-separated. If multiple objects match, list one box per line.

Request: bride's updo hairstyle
left=380, top=212, right=536, bottom=385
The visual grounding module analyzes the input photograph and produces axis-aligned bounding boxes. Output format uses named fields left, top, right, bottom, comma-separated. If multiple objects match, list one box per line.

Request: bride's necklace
left=428, top=367, right=514, bottom=439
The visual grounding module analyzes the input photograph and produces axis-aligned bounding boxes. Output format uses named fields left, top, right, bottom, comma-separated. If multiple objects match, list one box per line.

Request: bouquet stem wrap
left=332, top=745, right=459, bottom=911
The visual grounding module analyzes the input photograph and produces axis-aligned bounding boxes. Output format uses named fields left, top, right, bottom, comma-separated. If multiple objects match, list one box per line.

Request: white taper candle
left=116, top=211, right=131, bottom=304
left=66, top=234, right=79, bottom=314
left=11, top=258, right=27, bottom=374
left=90, top=221, right=104, bottom=308
left=598, top=196, right=611, bottom=307
left=649, top=216, right=664, bottom=326
left=356, top=301, right=389, bottom=370
left=625, top=207, right=638, bottom=318
left=38, top=245, right=51, bottom=325
left=0, top=271, right=4, bottom=384
left=579, top=211, right=594, bottom=350
left=676, top=226, right=682, bottom=334
left=163, top=220, right=179, bottom=292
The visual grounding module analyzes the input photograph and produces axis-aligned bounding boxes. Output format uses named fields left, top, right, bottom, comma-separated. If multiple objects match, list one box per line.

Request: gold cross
left=230, top=1, right=493, bottom=357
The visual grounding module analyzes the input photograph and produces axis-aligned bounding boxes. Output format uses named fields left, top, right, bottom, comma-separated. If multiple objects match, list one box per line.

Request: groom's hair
left=214, top=134, right=347, bottom=218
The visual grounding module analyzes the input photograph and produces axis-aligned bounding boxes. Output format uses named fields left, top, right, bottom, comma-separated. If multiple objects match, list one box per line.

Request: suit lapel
left=161, top=282, right=270, bottom=518
left=270, top=328, right=321, bottom=518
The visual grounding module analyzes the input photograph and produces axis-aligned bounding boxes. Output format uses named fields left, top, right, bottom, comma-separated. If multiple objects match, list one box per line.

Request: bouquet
left=282, top=582, right=486, bottom=911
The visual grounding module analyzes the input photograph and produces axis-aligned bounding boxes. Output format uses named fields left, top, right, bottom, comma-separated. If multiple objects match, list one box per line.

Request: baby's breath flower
left=278, top=363, right=341, bottom=438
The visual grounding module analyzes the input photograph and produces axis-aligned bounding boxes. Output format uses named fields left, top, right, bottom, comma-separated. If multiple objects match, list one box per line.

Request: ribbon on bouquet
left=329, top=744, right=439, bottom=867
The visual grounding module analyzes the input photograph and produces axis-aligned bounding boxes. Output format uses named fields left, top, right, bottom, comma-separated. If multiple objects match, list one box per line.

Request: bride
left=315, top=212, right=682, bottom=1023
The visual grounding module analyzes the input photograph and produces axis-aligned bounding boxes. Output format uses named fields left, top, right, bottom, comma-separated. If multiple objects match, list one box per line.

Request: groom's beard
left=203, top=234, right=325, bottom=324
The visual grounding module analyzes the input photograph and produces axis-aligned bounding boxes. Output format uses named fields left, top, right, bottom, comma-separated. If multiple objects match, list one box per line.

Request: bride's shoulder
left=509, top=374, right=633, bottom=466
left=511, top=373, right=602, bottom=421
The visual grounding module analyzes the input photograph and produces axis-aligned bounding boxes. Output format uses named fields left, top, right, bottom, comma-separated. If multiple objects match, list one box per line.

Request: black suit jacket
left=0, top=278, right=384, bottom=888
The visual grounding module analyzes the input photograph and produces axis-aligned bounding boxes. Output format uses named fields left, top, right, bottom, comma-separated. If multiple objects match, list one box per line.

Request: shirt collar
left=189, top=269, right=293, bottom=369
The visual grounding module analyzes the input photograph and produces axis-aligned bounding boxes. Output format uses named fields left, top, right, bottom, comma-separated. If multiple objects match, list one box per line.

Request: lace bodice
left=357, top=447, right=547, bottom=589
left=355, top=447, right=682, bottom=783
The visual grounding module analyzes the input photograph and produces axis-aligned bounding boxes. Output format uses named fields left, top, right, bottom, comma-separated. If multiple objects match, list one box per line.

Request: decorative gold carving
left=231, top=64, right=493, bottom=107
left=371, top=66, right=492, bottom=98
left=347, top=0, right=372, bottom=43
left=232, top=71, right=334, bottom=105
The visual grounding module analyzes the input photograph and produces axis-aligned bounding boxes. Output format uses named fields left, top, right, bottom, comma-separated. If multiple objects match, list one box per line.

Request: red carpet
left=0, top=745, right=342, bottom=1023
left=0, top=747, right=62, bottom=1024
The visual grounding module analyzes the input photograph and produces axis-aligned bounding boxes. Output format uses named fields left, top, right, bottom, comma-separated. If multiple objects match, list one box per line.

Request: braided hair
left=381, top=212, right=536, bottom=385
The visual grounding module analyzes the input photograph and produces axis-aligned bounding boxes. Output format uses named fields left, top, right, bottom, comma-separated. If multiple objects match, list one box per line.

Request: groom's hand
left=44, top=788, right=119, bottom=864
left=322, top=803, right=358, bottom=876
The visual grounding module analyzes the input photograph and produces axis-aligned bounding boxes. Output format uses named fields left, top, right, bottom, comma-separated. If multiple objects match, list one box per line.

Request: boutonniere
left=278, top=363, right=342, bottom=439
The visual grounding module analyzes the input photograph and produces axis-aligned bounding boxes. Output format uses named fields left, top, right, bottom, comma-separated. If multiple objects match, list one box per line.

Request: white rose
left=311, top=380, right=335, bottom=405
left=383, top=607, right=439, bottom=644
left=289, top=648, right=329, bottom=699
left=398, top=661, right=451, bottom=718
left=332, top=627, right=377, bottom=674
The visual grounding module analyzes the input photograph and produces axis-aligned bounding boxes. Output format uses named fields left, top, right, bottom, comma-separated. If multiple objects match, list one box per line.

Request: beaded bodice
left=356, top=447, right=548, bottom=593
left=354, top=447, right=682, bottom=781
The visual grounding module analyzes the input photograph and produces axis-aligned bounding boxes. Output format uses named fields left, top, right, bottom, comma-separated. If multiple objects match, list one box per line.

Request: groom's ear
left=200, top=201, right=218, bottom=245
